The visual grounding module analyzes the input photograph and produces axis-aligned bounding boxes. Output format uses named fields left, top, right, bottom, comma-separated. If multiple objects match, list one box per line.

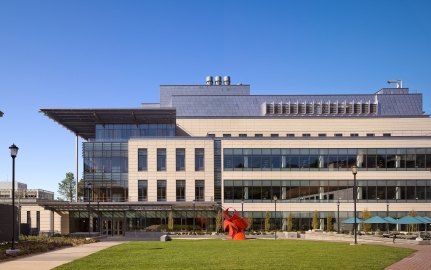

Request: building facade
left=0, top=181, right=61, bottom=236
left=41, top=77, right=431, bottom=235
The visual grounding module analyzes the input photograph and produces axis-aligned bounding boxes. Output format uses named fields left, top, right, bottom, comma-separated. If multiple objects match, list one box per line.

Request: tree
left=215, top=209, right=223, bottom=233
left=287, top=212, right=293, bottom=231
left=362, top=209, right=371, bottom=232
left=77, top=178, right=85, bottom=201
left=312, top=210, right=320, bottom=230
left=168, top=210, right=174, bottom=232
left=264, top=211, right=271, bottom=232
left=57, top=172, right=76, bottom=202
left=408, top=209, right=417, bottom=232
left=247, top=215, right=253, bottom=231
left=326, top=215, right=333, bottom=232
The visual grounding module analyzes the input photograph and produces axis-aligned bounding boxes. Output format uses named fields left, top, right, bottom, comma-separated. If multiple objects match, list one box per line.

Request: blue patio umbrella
left=364, top=216, right=391, bottom=224
left=384, top=217, right=398, bottom=224
left=341, top=217, right=363, bottom=224
left=395, top=216, right=426, bottom=225
left=421, top=216, right=431, bottom=223
left=415, top=216, right=429, bottom=223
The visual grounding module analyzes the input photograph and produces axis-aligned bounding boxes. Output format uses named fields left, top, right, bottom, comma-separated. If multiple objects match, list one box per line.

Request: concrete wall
left=177, top=117, right=431, bottom=137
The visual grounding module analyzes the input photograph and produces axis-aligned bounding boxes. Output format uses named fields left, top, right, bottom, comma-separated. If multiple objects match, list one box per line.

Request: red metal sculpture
left=223, top=208, right=249, bottom=240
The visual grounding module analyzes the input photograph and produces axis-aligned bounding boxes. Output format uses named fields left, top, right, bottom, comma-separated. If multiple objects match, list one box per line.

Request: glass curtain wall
left=224, top=148, right=431, bottom=171
left=83, top=142, right=128, bottom=202
left=224, top=180, right=431, bottom=203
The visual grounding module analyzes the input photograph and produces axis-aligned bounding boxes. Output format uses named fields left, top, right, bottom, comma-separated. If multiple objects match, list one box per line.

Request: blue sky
left=0, top=0, right=430, bottom=195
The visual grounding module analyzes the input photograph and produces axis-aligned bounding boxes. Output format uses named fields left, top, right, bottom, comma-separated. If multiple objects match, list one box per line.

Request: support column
left=75, top=135, right=79, bottom=202
left=319, top=187, right=325, bottom=201
left=51, top=210, right=55, bottom=234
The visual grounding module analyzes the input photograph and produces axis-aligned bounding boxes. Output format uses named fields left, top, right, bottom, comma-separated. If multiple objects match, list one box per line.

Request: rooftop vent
left=387, top=80, right=403, bottom=88
left=205, top=76, right=213, bottom=85
left=223, top=76, right=230, bottom=85
left=215, top=76, right=222, bottom=85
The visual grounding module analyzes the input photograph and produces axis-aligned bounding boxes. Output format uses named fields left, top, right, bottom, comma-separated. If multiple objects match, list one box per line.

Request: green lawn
left=55, top=239, right=413, bottom=270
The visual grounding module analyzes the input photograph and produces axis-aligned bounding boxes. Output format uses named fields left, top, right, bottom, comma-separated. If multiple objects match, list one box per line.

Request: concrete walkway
left=0, top=241, right=125, bottom=270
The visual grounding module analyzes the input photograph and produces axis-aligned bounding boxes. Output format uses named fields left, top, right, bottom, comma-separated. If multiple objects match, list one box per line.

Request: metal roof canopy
left=40, top=108, right=176, bottom=140
left=41, top=201, right=218, bottom=212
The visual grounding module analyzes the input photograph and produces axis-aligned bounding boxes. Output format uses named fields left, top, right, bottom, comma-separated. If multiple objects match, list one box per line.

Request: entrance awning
left=41, top=201, right=219, bottom=212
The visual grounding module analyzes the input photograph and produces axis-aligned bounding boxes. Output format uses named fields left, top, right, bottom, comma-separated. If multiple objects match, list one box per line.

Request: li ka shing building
left=41, top=76, right=431, bottom=236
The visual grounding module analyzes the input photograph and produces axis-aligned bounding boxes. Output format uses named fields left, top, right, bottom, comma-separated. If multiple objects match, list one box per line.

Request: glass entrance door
left=102, top=219, right=123, bottom=236
left=113, top=219, right=123, bottom=236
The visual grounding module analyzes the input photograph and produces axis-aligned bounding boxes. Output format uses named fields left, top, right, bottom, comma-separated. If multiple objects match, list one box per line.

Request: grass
left=55, top=239, right=414, bottom=270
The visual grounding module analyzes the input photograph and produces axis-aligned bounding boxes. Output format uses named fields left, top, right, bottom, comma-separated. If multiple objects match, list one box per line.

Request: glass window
left=366, top=149, right=377, bottom=169
left=406, top=149, right=416, bottom=169
left=176, top=180, right=185, bottom=201
left=27, top=211, right=31, bottom=227
left=36, top=211, right=40, bottom=230
left=176, top=148, right=185, bottom=171
left=138, top=180, right=147, bottom=201
left=195, top=180, right=205, bottom=201
left=157, top=180, right=166, bottom=201
left=195, top=148, right=205, bottom=171
left=157, top=149, right=166, bottom=171
left=376, top=149, right=387, bottom=169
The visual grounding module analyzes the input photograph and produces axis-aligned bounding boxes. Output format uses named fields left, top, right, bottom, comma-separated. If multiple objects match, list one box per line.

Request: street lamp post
left=193, top=200, right=196, bottom=233
left=351, top=165, right=358, bottom=245
left=337, top=199, right=340, bottom=234
left=87, top=183, right=92, bottom=236
left=273, top=195, right=278, bottom=240
left=386, top=200, right=390, bottom=234
left=9, top=144, right=19, bottom=252
left=241, top=199, right=244, bottom=217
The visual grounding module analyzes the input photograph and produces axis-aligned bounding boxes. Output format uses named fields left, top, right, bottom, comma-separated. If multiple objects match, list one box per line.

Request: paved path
left=385, top=243, right=431, bottom=270
left=0, top=241, right=125, bottom=270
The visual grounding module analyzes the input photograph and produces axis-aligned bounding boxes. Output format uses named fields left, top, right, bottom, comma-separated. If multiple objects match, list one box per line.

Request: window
left=157, top=180, right=166, bottom=201
left=270, top=134, right=279, bottom=137
left=27, top=211, right=31, bottom=227
left=138, top=148, right=147, bottom=171
left=223, top=134, right=231, bottom=137
left=195, top=148, right=205, bottom=171
left=366, top=133, right=375, bottom=137
left=195, top=180, right=205, bottom=201
left=286, top=134, right=295, bottom=137
left=383, top=133, right=391, bottom=137
left=255, top=134, right=263, bottom=137
left=318, top=134, right=327, bottom=137
left=350, top=133, right=359, bottom=137
left=207, top=134, right=215, bottom=137
left=176, top=148, right=185, bottom=171
left=36, top=211, right=40, bottom=230
left=302, top=133, right=311, bottom=137
left=138, top=180, right=147, bottom=201
left=239, top=134, right=247, bottom=137
left=176, top=180, right=185, bottom=201
left=334, top=133, right=343, bottom=137
left=157, top=148, right=166, bottom=171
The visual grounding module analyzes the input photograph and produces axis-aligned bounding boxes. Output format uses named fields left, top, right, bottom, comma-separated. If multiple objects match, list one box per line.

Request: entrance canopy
left=40, top=108, right=176, bottom=140
left=41, top=201, right=218, bottom=212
